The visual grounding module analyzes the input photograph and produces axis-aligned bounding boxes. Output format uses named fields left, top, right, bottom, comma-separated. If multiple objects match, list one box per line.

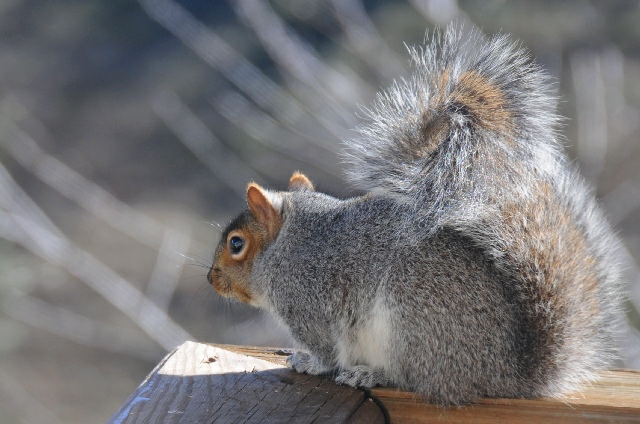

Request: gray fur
left=211, top=27, right=626, bottom=405
left=253, top=193, right=530, bottom=404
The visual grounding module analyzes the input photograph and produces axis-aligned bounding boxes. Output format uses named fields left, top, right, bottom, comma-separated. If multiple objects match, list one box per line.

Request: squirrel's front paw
left=335, top=365, right=390, bottom=389
left=287, top=351, right=331, bottom=375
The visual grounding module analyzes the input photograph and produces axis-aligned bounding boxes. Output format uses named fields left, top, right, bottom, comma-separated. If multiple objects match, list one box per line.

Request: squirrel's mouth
left=208, top=267, right=253, bottom=304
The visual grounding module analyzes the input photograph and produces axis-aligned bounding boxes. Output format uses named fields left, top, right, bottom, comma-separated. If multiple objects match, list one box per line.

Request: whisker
left=184, top=273, right=210, bottom=281
left=206, top=220, right=223, bottom=230
left=183, top=263, right=211, bottom=270
left=190, top=282, right=214, bottom=308
left=176, top=251, right=212, bottom=268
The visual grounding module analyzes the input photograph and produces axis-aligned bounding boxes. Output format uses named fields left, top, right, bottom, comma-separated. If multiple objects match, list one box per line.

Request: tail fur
left=345, top=26, right=625, bottom=395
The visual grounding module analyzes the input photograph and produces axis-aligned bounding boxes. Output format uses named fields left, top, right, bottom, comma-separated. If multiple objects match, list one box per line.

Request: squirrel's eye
left=229, top=236, right=245, bottom=255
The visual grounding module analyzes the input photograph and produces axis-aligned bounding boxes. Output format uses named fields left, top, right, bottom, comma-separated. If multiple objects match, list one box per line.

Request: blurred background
left=0, top=0, right=639, bottom=422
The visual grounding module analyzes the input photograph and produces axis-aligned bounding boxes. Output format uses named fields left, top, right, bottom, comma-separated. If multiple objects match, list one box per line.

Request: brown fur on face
left=208, top=181, right=285, bottom=305
left=208, top=218, right=262, bottom=304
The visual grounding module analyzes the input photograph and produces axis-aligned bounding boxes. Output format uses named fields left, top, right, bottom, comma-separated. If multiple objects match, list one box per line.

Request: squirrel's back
left=345, top=26, right=625, bottom=396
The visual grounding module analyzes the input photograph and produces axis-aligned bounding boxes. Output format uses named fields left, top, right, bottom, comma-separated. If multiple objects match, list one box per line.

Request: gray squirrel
left=208, top=27, right=625, bottom=405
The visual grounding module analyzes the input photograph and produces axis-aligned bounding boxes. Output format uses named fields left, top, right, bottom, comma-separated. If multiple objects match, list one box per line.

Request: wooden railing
left=110, top=342, right=640, bottom=423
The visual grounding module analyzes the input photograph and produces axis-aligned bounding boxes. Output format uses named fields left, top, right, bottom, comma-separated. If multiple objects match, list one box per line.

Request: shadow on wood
left=109, top=341, right=384, bottom=423
left=110, top=342, right=640, bottom=423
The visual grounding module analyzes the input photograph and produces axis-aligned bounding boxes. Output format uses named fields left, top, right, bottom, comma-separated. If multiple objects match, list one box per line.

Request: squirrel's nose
left=207, top=267, right=218, bottom=285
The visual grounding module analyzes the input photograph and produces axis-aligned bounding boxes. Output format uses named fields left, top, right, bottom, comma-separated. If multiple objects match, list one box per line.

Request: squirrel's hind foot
left=335, top=365, right=390, bottom=389
left=287, top=351, right=333, bottom=376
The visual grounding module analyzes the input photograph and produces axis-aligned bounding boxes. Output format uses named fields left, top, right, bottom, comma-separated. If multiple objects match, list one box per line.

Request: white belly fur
left=337, top=295, right=392, bottom=370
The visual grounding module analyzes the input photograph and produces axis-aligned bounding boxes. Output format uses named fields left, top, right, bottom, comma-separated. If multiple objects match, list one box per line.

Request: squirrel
left=207, top=27, right=625, bottom=405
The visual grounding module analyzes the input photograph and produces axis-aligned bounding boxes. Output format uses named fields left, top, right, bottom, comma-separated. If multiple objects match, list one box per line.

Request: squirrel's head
left=208, top=172, right=314, bottom=305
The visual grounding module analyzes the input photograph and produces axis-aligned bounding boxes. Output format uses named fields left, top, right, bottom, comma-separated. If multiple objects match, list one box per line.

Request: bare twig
left=209, top=89, right=343, bottom=177
left=152, top=91, right=259, bottom=197
left=3, top=294, right=163, bottom=361
left=409, top=0, right=461, bottom=25
left=137, top=0, right=350, bottom=143
left=234, top=0, right=368, bottom=122
left=0, top=163, right=193, bottom=350
left=0, top=115, right=163, bottom=249
left=0, top=113, right=212, bottom=256
left=145, top=225, right=192, bottom=313
left=330, top=0, right=406, bottom=80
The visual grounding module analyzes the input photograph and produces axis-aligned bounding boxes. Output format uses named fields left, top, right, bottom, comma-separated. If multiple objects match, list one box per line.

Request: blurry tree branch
left=138, top=0, right=350, bottom=144
left=152, top=90, right=259, bottom=197
left=409, top=0, right=461, bottom=24
left=0, top=112, right=211, bottom=255
left=234, top=0, right=369, bottom=119
left=330, top=0, right=407, bottom=80
left=0, top=162, right=192, bottom=350
left=0, top=115, right=163, bottom=249
left=208, top=89, right=343, bottom=176
left=145, top=225, right=192, bottom=314
left=2, top=295, right=163, bottom=361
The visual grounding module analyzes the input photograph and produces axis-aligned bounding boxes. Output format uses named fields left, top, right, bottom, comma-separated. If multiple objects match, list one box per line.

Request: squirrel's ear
left=289, top=171, right=314, bottom=192
left=247, top=183, right=283, bottom=239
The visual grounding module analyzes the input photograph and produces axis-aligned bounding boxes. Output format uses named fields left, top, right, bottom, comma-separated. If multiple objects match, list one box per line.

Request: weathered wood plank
left=222, top=344, right=640, bottom=423
left=371, top=370, right=640, bottom=423
left=109, top=341, right=384, bottom=423
left=111, top=343, right=640, bottom=423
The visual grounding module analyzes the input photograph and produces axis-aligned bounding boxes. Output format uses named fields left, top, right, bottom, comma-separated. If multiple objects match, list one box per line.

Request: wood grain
left=111, top=343, right=640, bottom=423
left=109, top=342, right=384, bottom=423
left=222, top=344, right=640, bottom=423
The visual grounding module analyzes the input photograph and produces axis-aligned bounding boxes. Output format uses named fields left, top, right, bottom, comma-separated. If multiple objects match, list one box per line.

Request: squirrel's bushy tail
left=345, top=26, right=564, bottom=227
left=345, top=26, right=625, bottom=396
